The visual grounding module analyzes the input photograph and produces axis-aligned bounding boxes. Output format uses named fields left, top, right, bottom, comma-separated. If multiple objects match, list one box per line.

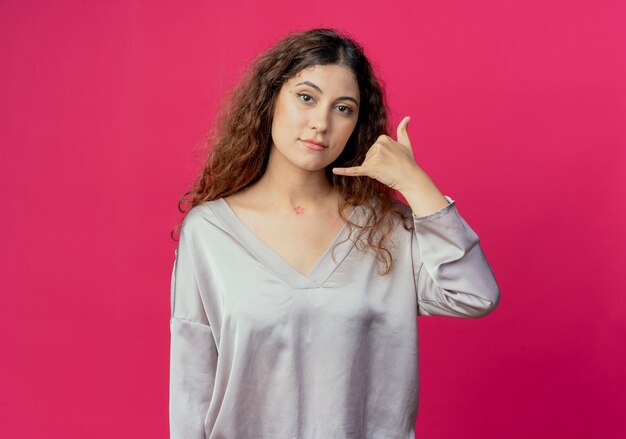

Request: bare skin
left=224, top=64, right=361, bottom=276
left=224, top=188, right=355, bottom=276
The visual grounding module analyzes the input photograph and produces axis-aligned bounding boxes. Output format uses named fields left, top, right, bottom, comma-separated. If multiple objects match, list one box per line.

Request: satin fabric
left=169, top=196, right=500, bottom=438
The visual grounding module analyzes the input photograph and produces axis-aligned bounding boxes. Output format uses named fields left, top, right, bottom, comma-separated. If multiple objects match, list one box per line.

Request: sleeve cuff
left=412, top=195, right=456, bottom=222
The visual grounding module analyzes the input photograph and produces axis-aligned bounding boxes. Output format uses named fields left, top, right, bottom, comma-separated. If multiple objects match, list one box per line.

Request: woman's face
left=270, top=64, right=360, bottom=171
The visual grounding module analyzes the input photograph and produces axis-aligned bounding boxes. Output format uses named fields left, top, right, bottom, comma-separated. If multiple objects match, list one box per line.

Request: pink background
left=1, top=0, right=624, bottom=437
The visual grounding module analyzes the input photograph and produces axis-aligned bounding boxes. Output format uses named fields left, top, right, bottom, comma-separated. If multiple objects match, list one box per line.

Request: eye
left=296, top=92, right=314, bottom=103
left=296, top=92, right=354, bottom=115
left=336, top=105, right=353, bottom=114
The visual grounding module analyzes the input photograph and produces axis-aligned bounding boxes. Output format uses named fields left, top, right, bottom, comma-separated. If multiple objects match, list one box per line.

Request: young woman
left=169, top=28, right=500, bottom=439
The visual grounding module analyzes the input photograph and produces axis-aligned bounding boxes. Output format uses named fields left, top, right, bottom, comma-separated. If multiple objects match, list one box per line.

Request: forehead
left=286, top=64, right=359, bottom=95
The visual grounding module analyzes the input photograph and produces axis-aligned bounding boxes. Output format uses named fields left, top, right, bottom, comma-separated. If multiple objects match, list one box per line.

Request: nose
left=309, top=106, right=329, bottom=133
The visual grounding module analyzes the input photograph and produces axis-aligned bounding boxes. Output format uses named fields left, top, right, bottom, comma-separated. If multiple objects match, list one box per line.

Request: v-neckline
left=208, top=197, right=365, bottom=290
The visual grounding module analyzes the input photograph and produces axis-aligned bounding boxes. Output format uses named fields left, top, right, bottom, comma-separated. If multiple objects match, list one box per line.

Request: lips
left=300, top=138, right=328, bottom=148
left=300, top=140, right=326, bottom=151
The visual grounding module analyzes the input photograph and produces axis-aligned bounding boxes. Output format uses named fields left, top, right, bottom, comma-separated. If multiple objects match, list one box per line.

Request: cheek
left=276, top=102, right=303, bottom=131
left=339, top=121, right=357, bottom=140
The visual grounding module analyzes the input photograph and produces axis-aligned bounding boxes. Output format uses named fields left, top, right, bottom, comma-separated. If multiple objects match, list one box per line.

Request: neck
left=253, top=146, right=338, bottom=212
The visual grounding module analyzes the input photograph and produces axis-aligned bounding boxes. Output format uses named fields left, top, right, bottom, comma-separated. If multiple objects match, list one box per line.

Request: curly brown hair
left=171, top=27, right=413, bottom=275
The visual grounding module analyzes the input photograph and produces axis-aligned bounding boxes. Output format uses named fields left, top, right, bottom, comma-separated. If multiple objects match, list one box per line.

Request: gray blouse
left=169, top=196, right=500, bottom=439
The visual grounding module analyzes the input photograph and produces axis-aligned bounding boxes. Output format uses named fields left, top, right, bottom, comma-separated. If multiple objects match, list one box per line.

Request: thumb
left=396, top=116, right=412, bottom=148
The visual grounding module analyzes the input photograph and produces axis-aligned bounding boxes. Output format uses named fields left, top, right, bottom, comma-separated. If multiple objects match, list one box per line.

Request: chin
left=292, top=157, right=330, bottom=171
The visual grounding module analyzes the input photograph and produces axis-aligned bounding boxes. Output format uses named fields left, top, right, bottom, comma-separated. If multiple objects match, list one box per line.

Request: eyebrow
left=295, top=81, right=359, bottom=107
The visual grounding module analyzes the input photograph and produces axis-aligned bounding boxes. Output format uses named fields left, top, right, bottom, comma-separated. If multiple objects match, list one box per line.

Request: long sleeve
left=411, top=196, right=501, bottom=317
left=169, top=227, right=218, bottom=439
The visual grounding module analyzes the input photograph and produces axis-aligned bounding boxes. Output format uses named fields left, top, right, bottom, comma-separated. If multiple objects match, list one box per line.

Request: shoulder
left=388, top=198, right=413, bottom=223
left=357, top=198, right=414, bottom=234
left=390, top=199, right=412, bottom=217
left=180, top=199, right=227, bottom=237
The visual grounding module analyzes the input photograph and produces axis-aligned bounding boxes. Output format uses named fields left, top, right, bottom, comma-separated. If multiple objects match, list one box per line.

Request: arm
left=169, top=227, right=218, bottom=439
left=411, top=196, right=501, bottom=317
left=327, top=116, right=500, bottom=317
